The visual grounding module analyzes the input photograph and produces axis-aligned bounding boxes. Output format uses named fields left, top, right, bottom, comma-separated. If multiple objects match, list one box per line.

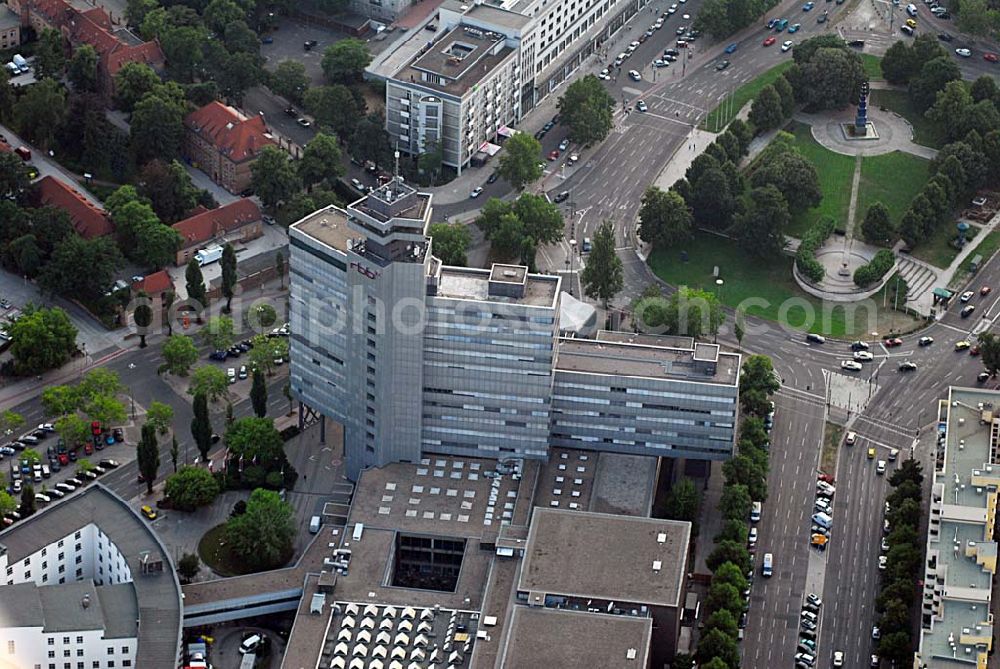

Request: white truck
left=194, top=244, right=224, bottom=266
left=12, top=54, right=28, bottom=74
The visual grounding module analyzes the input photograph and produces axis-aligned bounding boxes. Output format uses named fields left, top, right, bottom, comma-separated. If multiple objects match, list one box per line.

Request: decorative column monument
left=854, top=80, right=870, bottom=136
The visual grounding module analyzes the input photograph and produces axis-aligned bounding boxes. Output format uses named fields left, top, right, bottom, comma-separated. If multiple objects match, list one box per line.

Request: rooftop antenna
left=394, top=144, right=400, bottom=184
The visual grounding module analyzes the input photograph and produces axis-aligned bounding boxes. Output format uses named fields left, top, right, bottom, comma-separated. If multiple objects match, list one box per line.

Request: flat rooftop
left=556, top=337, right=740, bottom=386
left=0, top=484, right=181, bottom=669
left=396, top=23, right=516, bottom=97
left=291, top=205, right=355, bottom=254
left=519, top=508, right=690, bottom=608
left=499, top=607, right=651, bottom=668
left=350, top=183, right=431, bottom=225
left=465, top=2, right=531, bottom=31
left=434, top=266, right=560, bottom=308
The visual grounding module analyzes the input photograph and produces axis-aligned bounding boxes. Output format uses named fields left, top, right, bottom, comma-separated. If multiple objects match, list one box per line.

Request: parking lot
left=261, top=17, right=357, bottom=85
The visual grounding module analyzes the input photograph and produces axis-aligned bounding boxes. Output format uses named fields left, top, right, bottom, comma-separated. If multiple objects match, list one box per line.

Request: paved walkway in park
left=794, top=106, right=939, bottom=160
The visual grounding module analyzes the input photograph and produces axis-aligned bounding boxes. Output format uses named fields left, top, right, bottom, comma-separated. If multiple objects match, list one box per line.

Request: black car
left=962, top=304, right=976, bottom=318
left=937, top=11, right=950, bottom=18
left=303, top=39, right=318, bottom=50
left=937, top=32, right=953, bottom=41
left=850, top=340, right=870, bottom=351
left=486, top=172, right=498, bottom=184
left=553, top=191, right=570, bottom=203
left=978, top=371, right=990, bottom=383
left=283, top=106, right=297, bottom=117
left=817, top=11, right=828, bottom=22
left=534, top=129, right=546, bottom=140
left=716, top=60, right=731, bottom=70
left=543, top=121, right=555, bottom=131
left=228, top=346, right=242, bottom=358
left=664, top=48, right=680, bottom=57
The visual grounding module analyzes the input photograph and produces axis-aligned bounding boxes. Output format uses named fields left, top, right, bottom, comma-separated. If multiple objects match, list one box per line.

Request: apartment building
left=379, top=0, right=647, bottom=173
left=915, top=387, right=997, bottom=668
left=289, top=183, right=739, bottom=480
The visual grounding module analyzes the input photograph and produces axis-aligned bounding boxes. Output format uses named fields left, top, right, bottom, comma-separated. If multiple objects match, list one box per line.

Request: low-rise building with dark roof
left=36, top=175, right=113, bottom=239
left=183, top=101, right=277, bottom=195
left=0, top=483, right=182, bottom=669
left=171, top=198, right=263, bottom=266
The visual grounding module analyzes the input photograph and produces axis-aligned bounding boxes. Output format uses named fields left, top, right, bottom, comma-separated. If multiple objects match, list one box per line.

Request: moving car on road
left=962, top=304, right=976, bottom=317
left=840, top=360, right=863, bottom=371
left=899, top=360, right=918, bottom=371
left=470, top=187, right=484, bottom=198
left=919, top=336, right=934, bottom=346
left=763, top=36, right=776, bottom=46
left=961, top=290, right=975, bottom=302
left=716, top=60, right=731, bottom=70
left=956, top=48, right=972, bottom=57
left=724, top=42, right=738, bottom=53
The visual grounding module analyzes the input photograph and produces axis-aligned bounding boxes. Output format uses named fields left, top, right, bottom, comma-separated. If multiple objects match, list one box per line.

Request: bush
left=795, top=216, right=836, bottom=283
left=854, top=249, right=896, bottom=287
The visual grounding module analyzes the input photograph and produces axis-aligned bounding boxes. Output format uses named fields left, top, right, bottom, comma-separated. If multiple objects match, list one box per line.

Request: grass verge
left=197, top=523, right=292, bottom=577
left=856, top=151, right=929, bottom=231
left=701, top=61, right=795, bottom=132
left=949, top=230, right=1000, bottom=289
left=646, top=232, right=919, bottom=337
left=869, top=88, right=946, bottom=149
left=821, top=421, right=843, bottom=475
left=860, top=53, right=883, bottom=81
left=785, top=122, right=857, bottom=237
left=909, top=223, right=974, bottom=269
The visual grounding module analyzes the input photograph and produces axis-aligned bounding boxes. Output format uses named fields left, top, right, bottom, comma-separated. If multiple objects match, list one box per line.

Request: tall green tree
left=14, top=79, right=66, bottom=149
left=428, top=222, right=471, bottom=266
left=269, top=60, right=309, bottom=104
left=114, top=62, right=161, bottom=113
left=580, top=221, right=623, bottom=307
left=39, top=236, right=121, bottom=300
left=732, top=184, right=790, bottom=258
left=909, top=56, right=962, bottom=112
left=8, top=306, right=78, bottom=376
left=978, top=332, right=1000, bottom=377
left=749, top=150, right=822, bottom=211
left=146, top=401, right=174, bottom=436
left=188, top=365, right=229, bottom=401
left=557, top=74, right=616, bottom=146
left=956, top=0, right=997, bottom=36
left=191, top=391, right=213, bottom=461
left=663, top=477, right=701, bottom=525
left=250, top=369, right=268, bottom=418
left=170, top=436, right=180, bottom=473
left=20, top=483, right=36, bottom=516
left=250, top=146, right=301, bottom=211
left=321, top=39, right=371, bottom=84
left=224, top=488, right=296, bottom=571
left=165, top=466, right=220, bottom=510
left=275, top=251, right=285, bottom=290
left=35, top=28, right=66, bottom=80
left=130, top=92, right=186, bottom=165
left=497, top=132, right=543, bottom=189
left=138, top=159, right=200, bottom=224
left=185, top=259, right=207, bottom=312
left=137, top=422, right=160, bottom=495
left=880, top=40, right=917, bottom=84
left=637, top=187, right=692, bottom=249
left=221, top=244, right=238, bottom=313
left=689, top=167, right=737, bottom=228
left=748, top=84, right=784, bottom=131
left=133, top=291, right=154, bottom=348
left=861, top=201, right=894, bottom=245
left=201, top=316, right=235, bottom=352
left=68, top=45, right=99, bottom=93
left=298, top=133, right=344, bottom=191
left=161, top=335, right=199, bottom=376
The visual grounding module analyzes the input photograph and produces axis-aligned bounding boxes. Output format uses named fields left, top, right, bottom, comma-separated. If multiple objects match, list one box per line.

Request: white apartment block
left=0, top=485, right=182, bottom=669
left=378, top=0, right=649, bottom=172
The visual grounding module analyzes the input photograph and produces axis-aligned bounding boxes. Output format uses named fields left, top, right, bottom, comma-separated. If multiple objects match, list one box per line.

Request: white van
left=750, top=501, right=762, bottom=523
left=812, top=512, right=833, bottom=529
left=309, top=515, right=321, bottom=534
left=762, top=552, right=773, bottom=577
left=239, top=634, right=262, bottom=655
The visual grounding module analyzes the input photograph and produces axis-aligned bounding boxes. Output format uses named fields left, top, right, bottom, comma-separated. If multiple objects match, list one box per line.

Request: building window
left=63, top=638, right=69, bottom=645
left=75, top=637, right=82, bottom=645
left=107, top=649, right=113, bottom=656
left=120, top=648, right=127, bottom=655
left=63, top=651, right=70, bottom=658
left=48, top=640, right=54, bottom=647
left=76, top=649, right=83, bottom=657
left=7, top=640, right=14, bottom=654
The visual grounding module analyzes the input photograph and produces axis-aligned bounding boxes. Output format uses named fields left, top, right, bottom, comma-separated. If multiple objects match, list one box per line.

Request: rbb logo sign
left=350, top=262, right=380, bottom=280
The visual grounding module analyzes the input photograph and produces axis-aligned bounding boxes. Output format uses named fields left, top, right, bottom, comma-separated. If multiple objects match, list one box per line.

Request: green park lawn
left=860, top=54, right=884, bottom=81
left=856, top=151, right=929, bottom=234
left=869, top=89, right=946, bottom=148
left=784, top=122, right=856, bottom=237
left=646, top=232, right=915, bottom=337
left=701, top=61, right=795, bottom=132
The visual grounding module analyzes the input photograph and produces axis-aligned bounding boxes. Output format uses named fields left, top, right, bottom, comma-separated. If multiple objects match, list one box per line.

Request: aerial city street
left=0, top=0, right=996, bottom=665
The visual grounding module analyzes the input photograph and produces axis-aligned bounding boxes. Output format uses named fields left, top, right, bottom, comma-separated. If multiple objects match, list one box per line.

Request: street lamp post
left=714, top=278, right=724, bottom=343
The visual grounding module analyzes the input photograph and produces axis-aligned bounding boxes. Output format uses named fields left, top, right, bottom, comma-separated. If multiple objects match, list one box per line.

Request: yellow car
left=867, top=447, right=876, bottom=459
left=906, top=18, right=917, bottom=28
left=140, top=505, right=157, bottom=520
left=956, top=340, right=971, bottom=351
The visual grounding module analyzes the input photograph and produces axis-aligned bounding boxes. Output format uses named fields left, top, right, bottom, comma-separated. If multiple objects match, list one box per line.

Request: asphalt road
left=5, top=340, right=291, bottom=507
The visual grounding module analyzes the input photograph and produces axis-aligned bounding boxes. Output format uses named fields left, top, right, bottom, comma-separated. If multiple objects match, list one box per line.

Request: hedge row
left=794, top=216, right=836, bottom=283
left=853, top=249, right=895, bottom=288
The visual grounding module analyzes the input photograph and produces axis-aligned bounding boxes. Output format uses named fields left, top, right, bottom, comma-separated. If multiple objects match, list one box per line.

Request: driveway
left=0, top=123, right=104, bottom=205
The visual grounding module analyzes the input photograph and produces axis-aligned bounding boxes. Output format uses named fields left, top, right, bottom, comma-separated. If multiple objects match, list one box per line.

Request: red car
left=84, top=443, right=93, bottom=455
left=58, top=453, right=69, bottom=466
left=971, top=345, right=981, bottom=356
left=547, top=150, right=560, bottom=161
left=763, top=36, right=776, bottom=46
left=981, top=285, right=992, bottom=296
left=984, top=53, right=999, bottom=63
left=884, top=337, right=903, bottom=347
left=817, top=473, right=835, bottom=484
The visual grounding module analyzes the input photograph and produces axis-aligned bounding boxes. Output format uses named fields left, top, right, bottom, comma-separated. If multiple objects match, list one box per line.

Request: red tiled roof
left=0, top=139, right=11, bottom=154
left=172, top=199, right=261, bottom=249
left=105, top=41, right=165, bottom=77
left=184, top=101, right=276, bottom=162
left=132, top=270, right=173, bottom=295
left=37, top=176, right=113, bottom=239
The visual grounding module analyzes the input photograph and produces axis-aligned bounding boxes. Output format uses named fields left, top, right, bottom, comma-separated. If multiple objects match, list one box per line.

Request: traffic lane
left=820, top=437, right=892, bottom=667
left=743, top=393, right=826, bottom=667
left=243, top=86, right=315, bottom=149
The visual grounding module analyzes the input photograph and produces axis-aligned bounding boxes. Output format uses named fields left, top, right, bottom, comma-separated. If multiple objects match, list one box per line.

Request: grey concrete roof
left=0, top=7, right=20, bottom=31
left=519, top=508, right=690, bottom=608
left=499, top=606, right=651, bottom=668
left=96, top=583, right=140, bottom=639
left=38, top=580, right=103, bottom=632
left=0, top=582, right=44, bottom=628
left=434, top=266, right=560, bottom=308
left=291, top=205, right=355, bottom=254
left=0, top=484, right=181, bottom=668
left=556, top=336, right=741, bottom=385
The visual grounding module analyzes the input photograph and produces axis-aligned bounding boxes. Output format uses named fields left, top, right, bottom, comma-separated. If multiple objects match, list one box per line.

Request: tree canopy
left=557, top=74, right=616, bottom=146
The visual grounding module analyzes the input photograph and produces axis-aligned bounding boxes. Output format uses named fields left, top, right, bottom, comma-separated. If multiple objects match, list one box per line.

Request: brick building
left=36, top=176, right=113, bottom=239
left=6, top=0, right=164, bottom=101
left=170, top=199, right=263, bottom=266
left=182, top=101, right=276, bottom=195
